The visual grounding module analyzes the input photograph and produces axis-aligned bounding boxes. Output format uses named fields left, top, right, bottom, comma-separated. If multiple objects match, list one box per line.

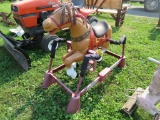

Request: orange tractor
left=0, top=0, right=61, bottom=70
left=0, top=0, right=98, bottom=70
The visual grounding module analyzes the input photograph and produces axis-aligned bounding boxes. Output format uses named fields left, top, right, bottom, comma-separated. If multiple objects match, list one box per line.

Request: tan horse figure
left=43, top=2, right=112, bottom=79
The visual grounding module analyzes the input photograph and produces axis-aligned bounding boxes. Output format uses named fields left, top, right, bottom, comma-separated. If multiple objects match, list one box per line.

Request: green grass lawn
left=0, top=1, right=160, bottom=120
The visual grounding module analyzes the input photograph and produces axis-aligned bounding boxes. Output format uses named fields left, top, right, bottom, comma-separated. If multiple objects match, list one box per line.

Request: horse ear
left=72, top=7, right=76, bottom=25
left=61, top=6, right=66, bottom=24
left=65, top=12, right=69, bottom=16
left=65, top=5, right=72, bottom=22
left=65, top=12, right=69, bottom=21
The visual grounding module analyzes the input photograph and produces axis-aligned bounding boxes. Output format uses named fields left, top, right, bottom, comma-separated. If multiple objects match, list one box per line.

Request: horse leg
left=62, top=50, right=77, bottom=69
left=62, top=50, right=75, bottom=62
left=64, top=51, right=86, bottom=79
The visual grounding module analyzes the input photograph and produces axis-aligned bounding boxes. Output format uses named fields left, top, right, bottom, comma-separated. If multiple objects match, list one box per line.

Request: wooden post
left=158, top=10, right=160, bottom=26
left=156, top=8, right=160, bottom=29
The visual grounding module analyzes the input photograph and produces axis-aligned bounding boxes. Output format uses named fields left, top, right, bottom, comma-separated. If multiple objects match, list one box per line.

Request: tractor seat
left=92, top=21, right=109, bottom=38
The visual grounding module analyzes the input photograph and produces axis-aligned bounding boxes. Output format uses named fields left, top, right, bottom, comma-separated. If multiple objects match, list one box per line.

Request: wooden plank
left=158, top=10, right=160, bottom=26
left=97, top=9, right=117, bottom=14
left=85, top=0, right=131, bottom=10
left=121, top=87, right=144, bottom=115
left=83, top=0, right=130, bottom=27
left=84, top=0, right=122, bottom=9
left=122, top=4, right=131, bottom=8
left=85, top=0, right=96, bottom=6
left=130, top=0, right=144, bottom=2
left=102, top=0, right=122, bottom=9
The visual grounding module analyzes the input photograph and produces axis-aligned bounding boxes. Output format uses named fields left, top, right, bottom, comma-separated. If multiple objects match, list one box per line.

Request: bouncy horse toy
left=122, top=58, right=160, bottom=120
left=42, top=2, right=127, bottom=113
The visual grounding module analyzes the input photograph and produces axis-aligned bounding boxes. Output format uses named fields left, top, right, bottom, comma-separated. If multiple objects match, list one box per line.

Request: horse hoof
left=66, top=67, right=78, bottom=79
left=67, top=67, right=74, bottom=76
left=71, top=71, right=77, bottom=79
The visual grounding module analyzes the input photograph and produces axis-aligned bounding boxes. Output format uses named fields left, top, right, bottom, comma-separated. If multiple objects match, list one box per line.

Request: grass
left=0, top=1, right=160, bottom=120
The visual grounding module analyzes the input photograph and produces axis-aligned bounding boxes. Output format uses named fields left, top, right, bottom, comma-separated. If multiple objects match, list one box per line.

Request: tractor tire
left=41, top=34, right=59, bottom=53
left=144, top=0, right=160, bottom=12
left=87, top=16, right=98, bottom=26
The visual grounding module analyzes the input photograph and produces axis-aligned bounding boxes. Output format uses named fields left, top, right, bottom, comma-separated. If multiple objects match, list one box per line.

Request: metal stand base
left=42, top=71, right=55, bottom=88
left=66, top=93, right=80, bottom=114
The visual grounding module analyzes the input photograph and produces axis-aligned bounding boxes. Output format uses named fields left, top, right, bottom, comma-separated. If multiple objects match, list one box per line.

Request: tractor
left=0, top=0, right=98, bottom=70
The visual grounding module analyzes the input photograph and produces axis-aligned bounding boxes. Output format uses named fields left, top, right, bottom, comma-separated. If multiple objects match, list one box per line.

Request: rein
left=49, top=16, right=70, bottom=30
left=49, top=13, right=87, bottom=30
left=48, top=3, right=73, bottom=30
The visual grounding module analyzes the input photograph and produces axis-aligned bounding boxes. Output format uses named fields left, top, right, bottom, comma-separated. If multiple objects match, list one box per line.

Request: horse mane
left=62, top=2, right=76, bottom=24
left=52, top=2, right=89, bottom=27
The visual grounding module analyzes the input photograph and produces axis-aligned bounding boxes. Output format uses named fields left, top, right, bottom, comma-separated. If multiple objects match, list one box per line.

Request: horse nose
left=42, top=18, right=52, bottom=31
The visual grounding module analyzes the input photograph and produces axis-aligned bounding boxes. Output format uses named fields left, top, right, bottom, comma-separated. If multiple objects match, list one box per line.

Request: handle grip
left=80, top=54, right=101, bottom=77
left=50, top=38, right=66, bottom=58
left=120, top=35, right=126, bottom=44
left=110, top=35, right=126, bottom=45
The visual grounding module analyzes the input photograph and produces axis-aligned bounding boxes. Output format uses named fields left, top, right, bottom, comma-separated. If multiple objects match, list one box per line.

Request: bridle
left=48, top=16, right=70, bottom=30
left=48, top=3, right=73, bottom=30
left=48, top=3, right=91, bottom=42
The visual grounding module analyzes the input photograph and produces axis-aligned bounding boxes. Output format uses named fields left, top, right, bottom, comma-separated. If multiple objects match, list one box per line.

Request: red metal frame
left=42, top=40, right=126, bottom=113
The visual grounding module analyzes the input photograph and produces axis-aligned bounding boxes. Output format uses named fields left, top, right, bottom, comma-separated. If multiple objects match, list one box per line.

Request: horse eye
left=66, top=12, right=69, bottom=15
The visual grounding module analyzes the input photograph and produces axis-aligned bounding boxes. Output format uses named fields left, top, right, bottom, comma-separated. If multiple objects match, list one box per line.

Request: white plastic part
left=66, top=67, right=77, bottom=79
left=71, top=62, right=76, bottom=68
left=10, top=26, right=24, bottom=37
left=148, top=57, right=160, bottom=64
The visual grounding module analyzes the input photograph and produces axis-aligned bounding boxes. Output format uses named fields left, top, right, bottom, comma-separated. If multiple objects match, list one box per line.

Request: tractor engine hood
left=11, top=0, right=60, bottom=15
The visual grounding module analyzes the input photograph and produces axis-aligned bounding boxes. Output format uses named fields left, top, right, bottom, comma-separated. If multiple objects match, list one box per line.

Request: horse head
left=43, top=2, right=78, bottom=34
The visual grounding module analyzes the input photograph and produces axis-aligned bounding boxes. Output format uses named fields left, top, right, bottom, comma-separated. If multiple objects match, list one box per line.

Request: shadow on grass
left=112, top=26, right=121, bottom=33
left=8, top=56, right=125, bottom=119
left=0, top=29, right=72, bottom=90
left=0, top=40, right=50, bottom=85
left=149, top=26, right=160, bottom=41
left=131, top=110, right=153, bottom=120
left=120, top=111, right=152, bottom=120
left=9, top=85, right=73, bottom=120
left=0, top=46, right=25, bottom=86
